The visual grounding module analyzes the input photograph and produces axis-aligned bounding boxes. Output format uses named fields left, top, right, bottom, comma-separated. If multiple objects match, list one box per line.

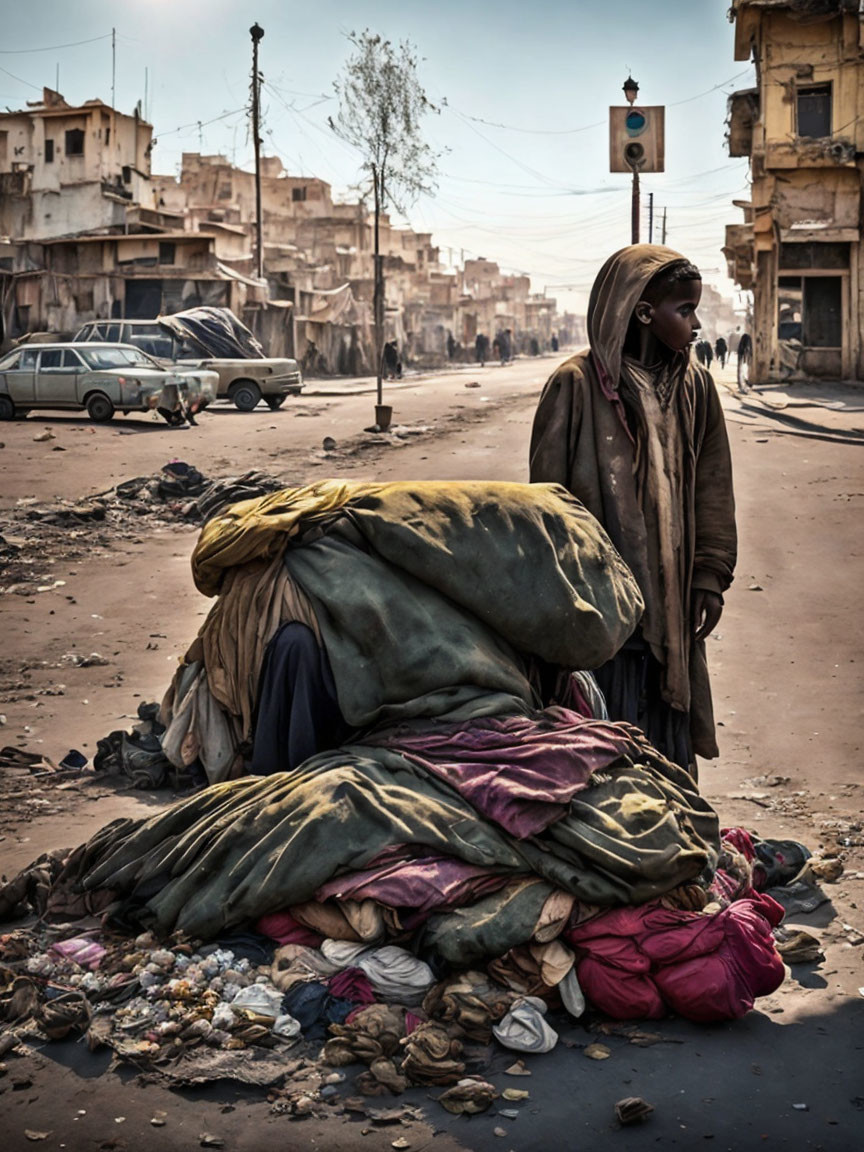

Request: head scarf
left=587, top=244, right=696, bottom=389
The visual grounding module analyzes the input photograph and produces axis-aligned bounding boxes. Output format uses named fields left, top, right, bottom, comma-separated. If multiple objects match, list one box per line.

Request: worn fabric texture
left=280, top=482, right=643, bottom=728
left=67, top=706, right=719, bottom=940
left=529, top=245, right=737, bottom=757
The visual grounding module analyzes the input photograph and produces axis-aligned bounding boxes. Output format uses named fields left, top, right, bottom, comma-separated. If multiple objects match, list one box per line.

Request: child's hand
left=693, top=590, right=723, bottom=642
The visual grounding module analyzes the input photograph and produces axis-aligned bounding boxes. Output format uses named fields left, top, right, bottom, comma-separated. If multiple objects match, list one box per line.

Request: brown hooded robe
left=529, top=245, right=737, bottom=759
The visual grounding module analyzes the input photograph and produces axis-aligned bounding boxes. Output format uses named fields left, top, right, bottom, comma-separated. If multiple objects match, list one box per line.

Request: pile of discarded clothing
left=0, top=479, right=830, bottom=1109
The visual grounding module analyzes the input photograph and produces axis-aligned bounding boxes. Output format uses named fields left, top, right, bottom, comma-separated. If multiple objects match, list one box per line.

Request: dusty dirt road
left=1, top=358, right=863, bottom=1151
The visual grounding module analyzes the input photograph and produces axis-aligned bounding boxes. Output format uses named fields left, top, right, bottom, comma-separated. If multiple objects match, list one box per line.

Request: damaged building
left=1, top=93, right=561, bottom=369
left=724, top=0, right=864, bottom=381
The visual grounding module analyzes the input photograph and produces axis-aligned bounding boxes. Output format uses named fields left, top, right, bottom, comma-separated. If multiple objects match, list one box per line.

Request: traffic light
left=609, top=105, right=665, bottom=173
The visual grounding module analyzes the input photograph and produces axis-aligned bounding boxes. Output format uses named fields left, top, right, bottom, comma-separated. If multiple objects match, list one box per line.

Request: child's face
left=645, top=280, right=702, bottom=352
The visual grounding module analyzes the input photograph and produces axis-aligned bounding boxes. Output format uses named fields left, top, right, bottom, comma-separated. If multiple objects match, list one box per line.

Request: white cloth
left=560, top=967, right=586, bottom=1018
left=492, top=995, right=558, bottom=1054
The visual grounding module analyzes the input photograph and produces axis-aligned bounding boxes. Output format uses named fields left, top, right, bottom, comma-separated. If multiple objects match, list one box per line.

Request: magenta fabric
left=328, top=967, right=376, bottom=1005
left=255, top=909, right=324, bottom=947
left=720, top=827, right=758, bottom=861
left=566, top=895, right=785, bottom=1023
left=316, top=845, right=511, bottom=913
left=369, top=708, right=645, bottom=838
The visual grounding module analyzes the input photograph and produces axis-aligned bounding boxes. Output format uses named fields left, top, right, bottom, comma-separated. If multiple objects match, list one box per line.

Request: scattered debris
left=583, top=1042, right=612, bottom=1060
left=615, top=1096, right=654, bottom=1125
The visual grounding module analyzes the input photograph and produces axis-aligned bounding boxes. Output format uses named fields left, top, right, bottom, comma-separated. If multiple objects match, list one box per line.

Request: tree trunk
left=373, top=166, right=383, bottom=406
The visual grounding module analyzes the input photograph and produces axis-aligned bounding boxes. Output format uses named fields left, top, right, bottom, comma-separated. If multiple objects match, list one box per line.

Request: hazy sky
left=0, top=0, right=754, bottom=313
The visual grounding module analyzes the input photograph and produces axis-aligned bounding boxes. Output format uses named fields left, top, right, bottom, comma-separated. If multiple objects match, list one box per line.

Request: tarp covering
left=158, top=306, right=265, bottom=360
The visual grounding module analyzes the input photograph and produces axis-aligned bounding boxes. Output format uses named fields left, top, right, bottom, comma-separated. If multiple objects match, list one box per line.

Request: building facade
left=724, top=0, right=864, bottom=382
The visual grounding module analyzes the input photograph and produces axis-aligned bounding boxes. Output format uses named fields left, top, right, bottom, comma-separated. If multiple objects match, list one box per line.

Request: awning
left=216, top=261, right=268, bottom=289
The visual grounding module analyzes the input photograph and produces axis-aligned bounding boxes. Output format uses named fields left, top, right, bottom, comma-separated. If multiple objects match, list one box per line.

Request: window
left=158, top=242, right=176, bottom=265
left=0, top=130, right=7, bottom=165
left=65, top=128, right=85, bottom=156
left=797, top=84, right=831, bottom=139
left=779, top=242, right=848, bottom=270
left=39, top=349, right=81, bottom=371
left=292, top=186, right=307, bottom=202
left=778, top=275, right=842, bottom=348
left=122, top=165, right=131, bottom=184
left=45, top=139, right=54, bottom=163
left=20, top=349, right=39, bottom=370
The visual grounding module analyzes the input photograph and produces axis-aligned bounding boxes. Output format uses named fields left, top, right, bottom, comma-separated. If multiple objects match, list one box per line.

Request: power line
left=0, top=33, right=114, bottom=55
left=0, top=63, right=43, bottom=93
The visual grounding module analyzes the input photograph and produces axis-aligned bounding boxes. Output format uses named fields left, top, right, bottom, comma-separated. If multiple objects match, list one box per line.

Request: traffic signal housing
left=609, top=105, right=665, bottom=173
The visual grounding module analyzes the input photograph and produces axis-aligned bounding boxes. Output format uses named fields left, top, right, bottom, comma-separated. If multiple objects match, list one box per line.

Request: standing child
left=529, top=245, right=737, bottom=774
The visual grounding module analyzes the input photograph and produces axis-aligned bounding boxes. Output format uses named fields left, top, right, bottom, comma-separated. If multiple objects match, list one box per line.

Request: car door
left=7, top=347, right=38, bottom=404
left=37, top=348, right=81, bottom=407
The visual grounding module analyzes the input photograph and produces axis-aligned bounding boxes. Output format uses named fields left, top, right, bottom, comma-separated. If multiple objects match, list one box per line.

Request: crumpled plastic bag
left=231, top=983, right=283, bottom=1020
left=560, top=966, right=586, bottom=1018
left=492, top=995, right=558, bottom=1053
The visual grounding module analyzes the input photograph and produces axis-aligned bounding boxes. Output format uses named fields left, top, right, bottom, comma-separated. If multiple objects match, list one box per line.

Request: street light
left=623, top=75, right=639, bottom=106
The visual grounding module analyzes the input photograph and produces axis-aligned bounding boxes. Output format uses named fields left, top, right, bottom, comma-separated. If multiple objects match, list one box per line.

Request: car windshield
left=79, top=346, right=163, bottom=371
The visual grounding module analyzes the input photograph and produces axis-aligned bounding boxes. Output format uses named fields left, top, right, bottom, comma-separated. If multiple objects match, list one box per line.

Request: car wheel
left=86, top=393, right=115, bottom=422
left=265, top=395, right=287, bottom=410
left=231, top=380, right=262, bottom=412
left=0, top=394, right=14, bottom=421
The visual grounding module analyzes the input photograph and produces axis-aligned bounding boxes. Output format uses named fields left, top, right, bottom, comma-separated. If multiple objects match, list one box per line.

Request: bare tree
left=330, top=31, right=439, bottom=408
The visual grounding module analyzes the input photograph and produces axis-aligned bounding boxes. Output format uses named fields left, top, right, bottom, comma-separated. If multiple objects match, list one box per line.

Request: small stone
left=200, top=1137, right=225, bottom=1148
left=584, top=1042, right=612, bottom=1060
left=748, top=583, right=763, bottom=592
left=391, top=1140, right=411, bottom=1151
left=151, top=1111, right=167, bottom=1127
left=494, top=1128, right=508, bottom=1137
left=502, top=1088, right=529, bottom=1101
left=323, top=436, right=337, bottom=451
left=24, top=1134, right=50, bottom=1143
left=792, top=1103, right=809, bottom=1112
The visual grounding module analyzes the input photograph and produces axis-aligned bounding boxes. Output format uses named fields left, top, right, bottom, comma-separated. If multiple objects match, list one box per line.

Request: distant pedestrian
left=475, top=332, right=490, bottom=366
left=505, top=328, right=515, bottom=363
left=714, top=336, right=728, bottom=369
left=529, top=337, right=540, bottom=356
left=702, top=340, right=713, bottom=370
left=695, top=340, right=706, bottom=366
left=737, top=331, right=752, bottom=392
left=551, top=334, right=559, bottom=353
left=382, top=339, right=402, bottom=380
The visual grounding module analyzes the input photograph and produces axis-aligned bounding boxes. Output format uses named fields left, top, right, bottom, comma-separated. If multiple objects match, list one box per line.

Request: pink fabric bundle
left=255, top=909, right=324, bottom=947
left=50, top=936, right=106, bottom=970
left=328, top=966, right=376, bottom=1006
left=565, top=893, right=785, bottom=1023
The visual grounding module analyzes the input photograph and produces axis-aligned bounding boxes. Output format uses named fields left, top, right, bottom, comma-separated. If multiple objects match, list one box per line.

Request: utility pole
left=111, top=28, right=116, bottom=110
left=648, top=192, right=654, bottom=244
left=250, top=22, right=265, bottom=282
left=631, top=168, right=640, bottom=245
left=661, top=206, right=667, bottom=245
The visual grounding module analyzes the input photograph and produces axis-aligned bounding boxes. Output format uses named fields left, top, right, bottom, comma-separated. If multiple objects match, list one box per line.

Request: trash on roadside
left=615, top=1096, right=654, bottom=1125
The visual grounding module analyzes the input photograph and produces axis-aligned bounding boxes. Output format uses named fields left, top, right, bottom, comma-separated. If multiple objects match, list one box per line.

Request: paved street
left=1, top=362, right=863, bottom=1150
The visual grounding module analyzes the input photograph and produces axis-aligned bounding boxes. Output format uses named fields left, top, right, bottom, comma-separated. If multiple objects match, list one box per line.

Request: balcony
left=727, top=89, right=759, bottom=158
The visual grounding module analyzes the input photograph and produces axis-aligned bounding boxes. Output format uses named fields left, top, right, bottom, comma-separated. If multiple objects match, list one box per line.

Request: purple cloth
left=316, top=845, right=510, bottom=913
left=367, top=708, right=644, bottom=838
left=328, top=967, right=377, bottom=1005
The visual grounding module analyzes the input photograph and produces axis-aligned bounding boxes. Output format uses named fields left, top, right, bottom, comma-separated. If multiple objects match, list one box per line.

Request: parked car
left=73, top=316, right=304, bottom=411
left=0, top=343, right=216, bottom=423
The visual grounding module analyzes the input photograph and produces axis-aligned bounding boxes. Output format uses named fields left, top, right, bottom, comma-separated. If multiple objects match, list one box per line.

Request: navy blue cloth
left=593, top=633, right=693, bottom=773
left=251, top=622, right=353, bottom=775
left=282, top=981, right=355, bottom=1039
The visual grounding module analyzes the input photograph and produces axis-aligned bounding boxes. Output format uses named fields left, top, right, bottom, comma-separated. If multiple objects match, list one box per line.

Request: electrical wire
left=0, top=33, right=114, bottom=55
